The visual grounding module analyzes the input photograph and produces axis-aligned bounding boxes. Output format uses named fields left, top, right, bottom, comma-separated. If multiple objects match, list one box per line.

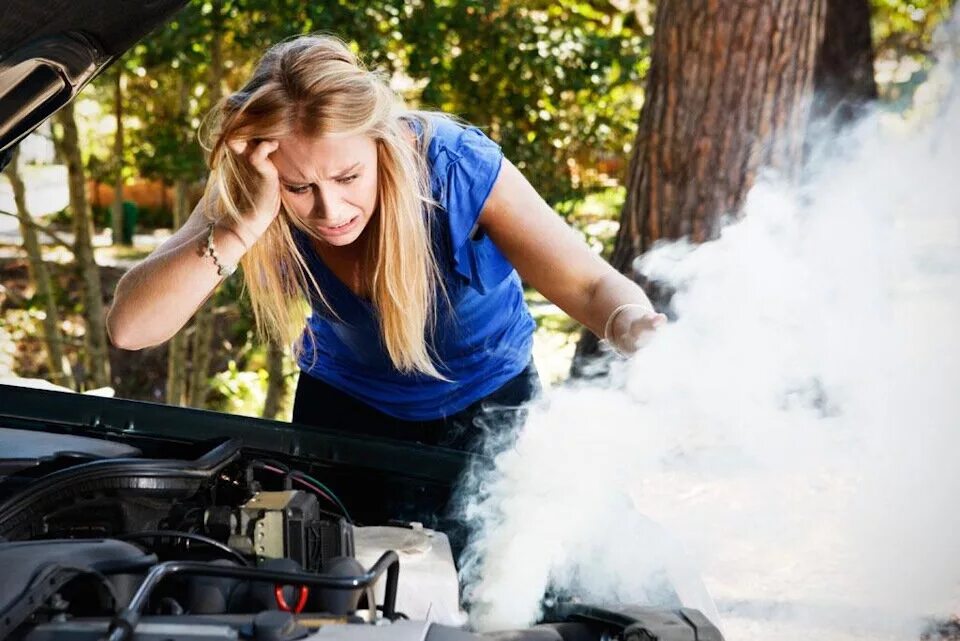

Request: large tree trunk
left=572, top=0, right=877, bottom=374
left=165, top=179, right=190, bottom=406
left=262, top=342, right=288, bottom=420
left=111, top=68, right=126, bottom=245
left=55, top=101, right=112, bottom=390
left=3, top=148, right=75, bottom=388
left=187, top=6, right=225, bottom=408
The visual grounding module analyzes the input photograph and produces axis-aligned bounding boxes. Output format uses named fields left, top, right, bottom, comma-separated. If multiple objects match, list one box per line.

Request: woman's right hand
left=226, top=138, right=282, bottom=246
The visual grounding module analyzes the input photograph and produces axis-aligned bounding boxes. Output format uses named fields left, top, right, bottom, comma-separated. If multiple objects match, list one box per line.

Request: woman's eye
left=336, top=174, right=358, bottom=185
left=284, top=184, right=310, bottom=194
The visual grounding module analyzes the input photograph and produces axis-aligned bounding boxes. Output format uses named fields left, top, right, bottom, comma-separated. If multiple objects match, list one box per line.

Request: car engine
left=0, top=424, right=723, bottom=641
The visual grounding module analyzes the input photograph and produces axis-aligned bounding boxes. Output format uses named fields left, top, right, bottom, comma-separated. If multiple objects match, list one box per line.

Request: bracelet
left=603, top=302, right=655, bottom=345
left=205, top=222, right=237, bottom=277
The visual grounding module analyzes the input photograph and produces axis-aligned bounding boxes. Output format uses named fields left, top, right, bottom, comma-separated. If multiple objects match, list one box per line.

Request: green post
left=121, top=201, right=138, bottom=245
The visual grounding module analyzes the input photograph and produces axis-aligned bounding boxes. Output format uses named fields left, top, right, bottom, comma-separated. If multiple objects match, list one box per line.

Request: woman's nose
left=312, top=187, right=338, bottom=219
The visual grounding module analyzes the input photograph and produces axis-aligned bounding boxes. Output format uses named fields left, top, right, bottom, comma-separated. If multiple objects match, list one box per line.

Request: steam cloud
left=459, top=11, right=960, bottom=641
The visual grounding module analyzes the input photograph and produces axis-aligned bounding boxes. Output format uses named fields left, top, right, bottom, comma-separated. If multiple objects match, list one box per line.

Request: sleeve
left=439, top=124, right=515, bottom=294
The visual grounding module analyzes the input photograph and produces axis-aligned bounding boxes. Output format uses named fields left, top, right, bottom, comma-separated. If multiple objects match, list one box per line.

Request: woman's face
left=272, top=133, right=379, bottom=247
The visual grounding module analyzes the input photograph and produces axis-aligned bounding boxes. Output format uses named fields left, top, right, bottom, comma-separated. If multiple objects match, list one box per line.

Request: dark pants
left=292, top=361, right=542, bottom=556
left=292, top=360, right=541, bottom=452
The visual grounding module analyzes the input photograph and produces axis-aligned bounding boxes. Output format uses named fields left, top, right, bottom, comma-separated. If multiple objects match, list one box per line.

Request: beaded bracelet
left=205, top=222, right=237, bottom=278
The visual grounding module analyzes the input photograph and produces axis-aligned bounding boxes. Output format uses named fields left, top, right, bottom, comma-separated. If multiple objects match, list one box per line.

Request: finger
left=248, top=139, right=280, bottom=176
left=227, top=139, right=247, bottom=156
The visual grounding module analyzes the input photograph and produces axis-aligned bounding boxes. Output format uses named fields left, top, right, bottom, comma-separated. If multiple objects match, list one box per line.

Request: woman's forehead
left=274, top=133, right=376, bottom=181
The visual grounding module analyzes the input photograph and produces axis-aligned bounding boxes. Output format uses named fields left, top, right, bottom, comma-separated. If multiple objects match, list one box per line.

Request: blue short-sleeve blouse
left=296, top=114, right=536, bottom=421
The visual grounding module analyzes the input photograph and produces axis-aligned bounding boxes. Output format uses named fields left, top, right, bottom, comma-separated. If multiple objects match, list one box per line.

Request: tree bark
left=3, top=148, right=75, bottom=388
left=111, top=68, right=126, bottom=245
left=262, top=342, right=288, bottom=420
left=165, top=178, right=190, bottom=406
left=55, top=101, right=112, bottom=390
left=572, top=0, right=862, bottom=374
left=166, top=75, right=192, bottom=407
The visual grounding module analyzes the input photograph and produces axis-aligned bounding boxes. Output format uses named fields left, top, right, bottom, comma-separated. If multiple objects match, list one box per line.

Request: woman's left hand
left=607, top=305, right=667, bottom=356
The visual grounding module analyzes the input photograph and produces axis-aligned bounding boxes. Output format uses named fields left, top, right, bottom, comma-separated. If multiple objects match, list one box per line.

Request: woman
left=107, top=34, right=665, bottom=453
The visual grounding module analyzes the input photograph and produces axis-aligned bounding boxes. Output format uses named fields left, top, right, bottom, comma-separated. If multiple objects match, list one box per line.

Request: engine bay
left=0, top=402, right=724, bottom=641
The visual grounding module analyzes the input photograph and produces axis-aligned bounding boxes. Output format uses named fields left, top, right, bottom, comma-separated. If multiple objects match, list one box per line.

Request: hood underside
left=0, top=0, right=188, bottom=159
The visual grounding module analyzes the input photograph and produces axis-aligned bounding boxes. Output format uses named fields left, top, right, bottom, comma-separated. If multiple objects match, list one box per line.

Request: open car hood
left=0, top=0, right=188, bottom=162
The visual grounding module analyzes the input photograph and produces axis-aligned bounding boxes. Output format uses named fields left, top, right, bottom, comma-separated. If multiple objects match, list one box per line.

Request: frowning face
left=273, top=133, right=379, bottom=247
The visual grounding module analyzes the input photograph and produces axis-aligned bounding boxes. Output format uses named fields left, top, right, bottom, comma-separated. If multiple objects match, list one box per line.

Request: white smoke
left=459, top=12, right=960, bottom=641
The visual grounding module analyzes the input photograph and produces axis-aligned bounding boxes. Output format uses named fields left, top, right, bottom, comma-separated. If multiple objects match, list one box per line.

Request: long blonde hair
left=204, top=35, right=447, bottom=378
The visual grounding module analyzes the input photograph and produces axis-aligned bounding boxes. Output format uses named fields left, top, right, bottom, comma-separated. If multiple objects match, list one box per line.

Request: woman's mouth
left=318, top=215, right=360, bottom=237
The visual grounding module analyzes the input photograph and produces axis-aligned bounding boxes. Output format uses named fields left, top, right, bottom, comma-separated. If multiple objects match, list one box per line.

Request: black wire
left=251, top=460, right=350, bottom=522
left=116, top=530, right=250, bottom=567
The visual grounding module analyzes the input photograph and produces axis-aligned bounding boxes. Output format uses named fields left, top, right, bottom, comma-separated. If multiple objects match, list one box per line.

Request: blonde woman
left=107, top=34, right=665, bottom=452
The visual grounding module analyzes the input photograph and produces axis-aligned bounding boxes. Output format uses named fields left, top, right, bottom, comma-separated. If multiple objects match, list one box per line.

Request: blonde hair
left=204, top=34, right=448, bottom=378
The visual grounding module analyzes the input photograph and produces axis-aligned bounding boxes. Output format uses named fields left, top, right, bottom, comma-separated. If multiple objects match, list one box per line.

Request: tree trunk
left=55, top=101, right=112, bottom=390
left=262, top=342, right=288, bottom=420
left=187, top=8, right=225, bottom=408
left=3, top=148, right=75, bottom=388
left=111, top=68, right=126, bottom=245
left=812, top=0, right=877, bottom=130
left=165, top=178, right=190, bottom=406
left=572, top=0, right=875, bottom=374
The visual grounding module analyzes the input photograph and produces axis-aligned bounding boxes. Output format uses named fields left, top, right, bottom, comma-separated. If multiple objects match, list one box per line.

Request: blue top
left=295, top=115, right=536, bottom=421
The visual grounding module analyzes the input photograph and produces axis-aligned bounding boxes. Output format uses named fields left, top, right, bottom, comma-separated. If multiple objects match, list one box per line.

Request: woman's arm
left=107, top=140, right=281, bottom=351
left=105, top=198, right=250, bottom=350
left=479, top=159, right=666, bottom=355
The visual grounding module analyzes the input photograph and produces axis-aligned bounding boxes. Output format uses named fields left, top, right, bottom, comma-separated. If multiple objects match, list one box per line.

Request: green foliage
left=210, top=359, right=269, bottom=416
left=555, top=186, right=625, bottom=258
left=871, top=0, right=956, bottom=60
left=871, top=0, right=956, bottom=105
left=403, top=0, right=650, bottom=204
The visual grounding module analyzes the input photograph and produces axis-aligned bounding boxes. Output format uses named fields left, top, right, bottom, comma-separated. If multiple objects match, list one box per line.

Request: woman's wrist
left=603, top=303, right=654, bottom=343
left=203, top=222, right=239, bottom=277
left=199, top=219, right=258, bottom=277
left=603, top=302, right=664, bottom=356
left=218, top=220, right=252, bottom=250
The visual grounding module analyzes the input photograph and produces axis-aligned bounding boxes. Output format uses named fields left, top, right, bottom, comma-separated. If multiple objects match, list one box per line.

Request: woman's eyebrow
left=329, top=162, right=361, bottom=179
left=279, top=162, right=361, bottom=184
left=278, top=173, right=308, bottom=185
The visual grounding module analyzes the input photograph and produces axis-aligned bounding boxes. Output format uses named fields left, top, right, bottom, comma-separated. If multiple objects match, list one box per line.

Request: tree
left=572, top=0, right=879, bottom=372
left=55, top=102, right=112, bottom=390
left=2, top=149, right=75, bottom=388
left=111, top=67, right=127, bottom=245
left=261, top=342, right=288, bottom=420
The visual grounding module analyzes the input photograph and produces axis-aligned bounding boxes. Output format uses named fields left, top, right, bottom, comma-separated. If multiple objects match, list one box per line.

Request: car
left=0, top=3, right=725, bottom=640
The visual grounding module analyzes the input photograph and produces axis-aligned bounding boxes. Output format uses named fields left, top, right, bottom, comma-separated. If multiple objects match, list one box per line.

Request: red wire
left=274, top=584, right=309, bottom=613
